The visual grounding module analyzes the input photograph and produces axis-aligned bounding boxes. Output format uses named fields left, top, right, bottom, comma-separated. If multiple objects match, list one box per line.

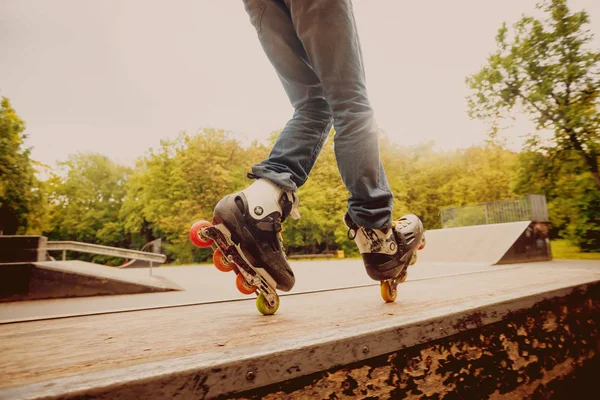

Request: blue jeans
left=243, top=0, right=393, bottom=229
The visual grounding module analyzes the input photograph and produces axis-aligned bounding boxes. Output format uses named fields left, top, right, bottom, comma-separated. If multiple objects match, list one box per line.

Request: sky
left=1, top=0, right=599, bottom=167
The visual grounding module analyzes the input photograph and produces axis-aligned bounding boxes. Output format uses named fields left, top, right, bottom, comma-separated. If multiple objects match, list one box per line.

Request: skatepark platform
left=0, top=225, right=597, bottom=399
left=0, top=260, right=598, bottom=399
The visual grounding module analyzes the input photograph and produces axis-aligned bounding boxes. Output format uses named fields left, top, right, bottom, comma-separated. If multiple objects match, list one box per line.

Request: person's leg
left=242, top=0, right=333, bottom=192
left=283, top=0, right=393, bottom=229
left=213, top=0, right=333, bottom=293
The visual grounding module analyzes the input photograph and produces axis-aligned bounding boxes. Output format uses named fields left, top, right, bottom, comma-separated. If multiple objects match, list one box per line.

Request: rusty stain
left=232, top=283, right=599, bottom=400
left=543, top=311, right=558, bottom=332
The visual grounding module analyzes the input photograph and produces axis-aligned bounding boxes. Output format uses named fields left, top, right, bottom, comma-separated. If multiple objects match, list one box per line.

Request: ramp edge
left=2, top=279, right=598, bottom=400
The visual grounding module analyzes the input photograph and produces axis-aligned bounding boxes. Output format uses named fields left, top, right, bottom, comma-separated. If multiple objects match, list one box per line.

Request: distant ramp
left=0, top=260, right=181, bottom=302
left=419, top=221, right=552, bottom=265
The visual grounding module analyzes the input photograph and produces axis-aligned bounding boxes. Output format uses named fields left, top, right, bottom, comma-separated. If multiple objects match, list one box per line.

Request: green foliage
left=12, top=121, right=589, bottom=260
left=467, top=0, right=600, bottom=188
left=0, top=97, right=47, bottom=234
left=46, top=153, right=131, bottom=264
left=514, top=149, right=600, bottom=251
left=381, top=139, right=518, bottom=230
left=120, top=129, right=269, bottom=263
left=283, top=130, right=353, bottom=255
left=551, top=239, right=600, bottom=259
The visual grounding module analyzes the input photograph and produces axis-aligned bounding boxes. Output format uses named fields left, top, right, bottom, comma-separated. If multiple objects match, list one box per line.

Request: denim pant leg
left=283, top=0, right=394, bottom=229
left=242, top=0, right=334, bottom=192
left=243, top=0, right=393, bottom=229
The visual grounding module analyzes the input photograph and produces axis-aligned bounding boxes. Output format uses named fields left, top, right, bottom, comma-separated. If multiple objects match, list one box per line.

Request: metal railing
left=440, top=194, right=549, bottom=228
left=46, top=241, right=166, bottom=275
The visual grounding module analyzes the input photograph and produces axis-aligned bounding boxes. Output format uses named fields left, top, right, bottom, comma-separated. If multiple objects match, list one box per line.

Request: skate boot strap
left=276, top=191, right=301, bottom=222
left=391, top=222, right=409, bottom=250
left=284, top=191, right=301, bottom=220
left=256, top=218, right=283, bottom=232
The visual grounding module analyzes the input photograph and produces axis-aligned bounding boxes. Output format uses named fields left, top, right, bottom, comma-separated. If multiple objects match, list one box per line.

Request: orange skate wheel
left=418, top=236, right=426, bottom=251
left=380, top=281, right=397, bottom=303
left=236, top=273, right=257, bottom=295
left=213, top=249, right=234, bottom=272
left=189, top=220, right=213, bottom=248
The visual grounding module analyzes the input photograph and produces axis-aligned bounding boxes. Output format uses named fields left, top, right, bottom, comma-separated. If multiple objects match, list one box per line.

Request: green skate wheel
left=256, top=292, right=279, bottom=315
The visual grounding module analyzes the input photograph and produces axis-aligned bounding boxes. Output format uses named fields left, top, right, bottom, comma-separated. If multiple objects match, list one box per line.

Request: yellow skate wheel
left=380, top=281, right=397, bottom=303
left=213, top=249, right=234, bottom=272
left=256, top=292, right=279, bottom=315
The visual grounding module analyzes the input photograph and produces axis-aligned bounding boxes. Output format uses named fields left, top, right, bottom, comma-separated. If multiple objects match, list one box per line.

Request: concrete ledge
left=0, top=236, right=47, bottom=263
left=0, top=263, right=597, bottom=399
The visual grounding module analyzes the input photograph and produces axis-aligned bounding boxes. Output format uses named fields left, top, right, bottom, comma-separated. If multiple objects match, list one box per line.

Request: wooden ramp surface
left=0, top=260, right=500, bottom=323
left=0, top=260, right=598, bottom=399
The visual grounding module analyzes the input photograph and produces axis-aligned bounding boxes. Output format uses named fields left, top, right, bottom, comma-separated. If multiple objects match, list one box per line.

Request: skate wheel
left=409, top=252, right=418, bottom=266
left=380, top=281, right=397, bottom=303
left=236, top=273, right=257, bottom=295
left=256, top=292, right=279, bottom=315
left=213, top=249, right=234, bottom=272
left=189, top=220, right=213, bottom=248
left=418, top=236, right=426, bottom=251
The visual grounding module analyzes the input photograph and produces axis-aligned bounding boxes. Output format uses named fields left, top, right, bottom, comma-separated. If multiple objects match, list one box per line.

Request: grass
left=551, top=239, right=600, bottom=261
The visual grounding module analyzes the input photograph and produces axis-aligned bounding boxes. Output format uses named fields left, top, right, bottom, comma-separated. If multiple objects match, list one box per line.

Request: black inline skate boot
left=344, top=213, right=425, bottom=302
left=212, top=178, right=299, bottom=292
left=190, top=178, right=300, bottom=315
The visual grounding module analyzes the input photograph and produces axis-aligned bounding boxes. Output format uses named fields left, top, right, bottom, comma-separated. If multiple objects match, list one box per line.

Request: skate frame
left=203, top=225, right=279, bottom=308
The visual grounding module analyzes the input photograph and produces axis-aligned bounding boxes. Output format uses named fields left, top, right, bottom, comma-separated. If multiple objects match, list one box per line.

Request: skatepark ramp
left=0, top=261, right=597, bottom=399
left=419, top=221, right=552, bottom=265
left=0, top=260, right=180, bottom=302
left=0, top=236, right=176, bottom=302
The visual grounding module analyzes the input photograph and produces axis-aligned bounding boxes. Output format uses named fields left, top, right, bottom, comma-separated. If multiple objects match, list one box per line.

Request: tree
left=379, top=138, right=518, bottom=230
left=467, top=0, right=600, bottom=188
left=467, top=0, right=600, bottom=250
left=514, top=149, right=600, bottom=250
left=120, top=129, right=269, bottom=263
left=0, top=97, right=46, bottom=234
left=46, top=153, right=131, bottom=257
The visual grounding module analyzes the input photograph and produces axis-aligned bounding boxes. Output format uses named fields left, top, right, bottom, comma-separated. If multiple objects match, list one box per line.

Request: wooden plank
left=0, top=263, right=598, bottom=399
